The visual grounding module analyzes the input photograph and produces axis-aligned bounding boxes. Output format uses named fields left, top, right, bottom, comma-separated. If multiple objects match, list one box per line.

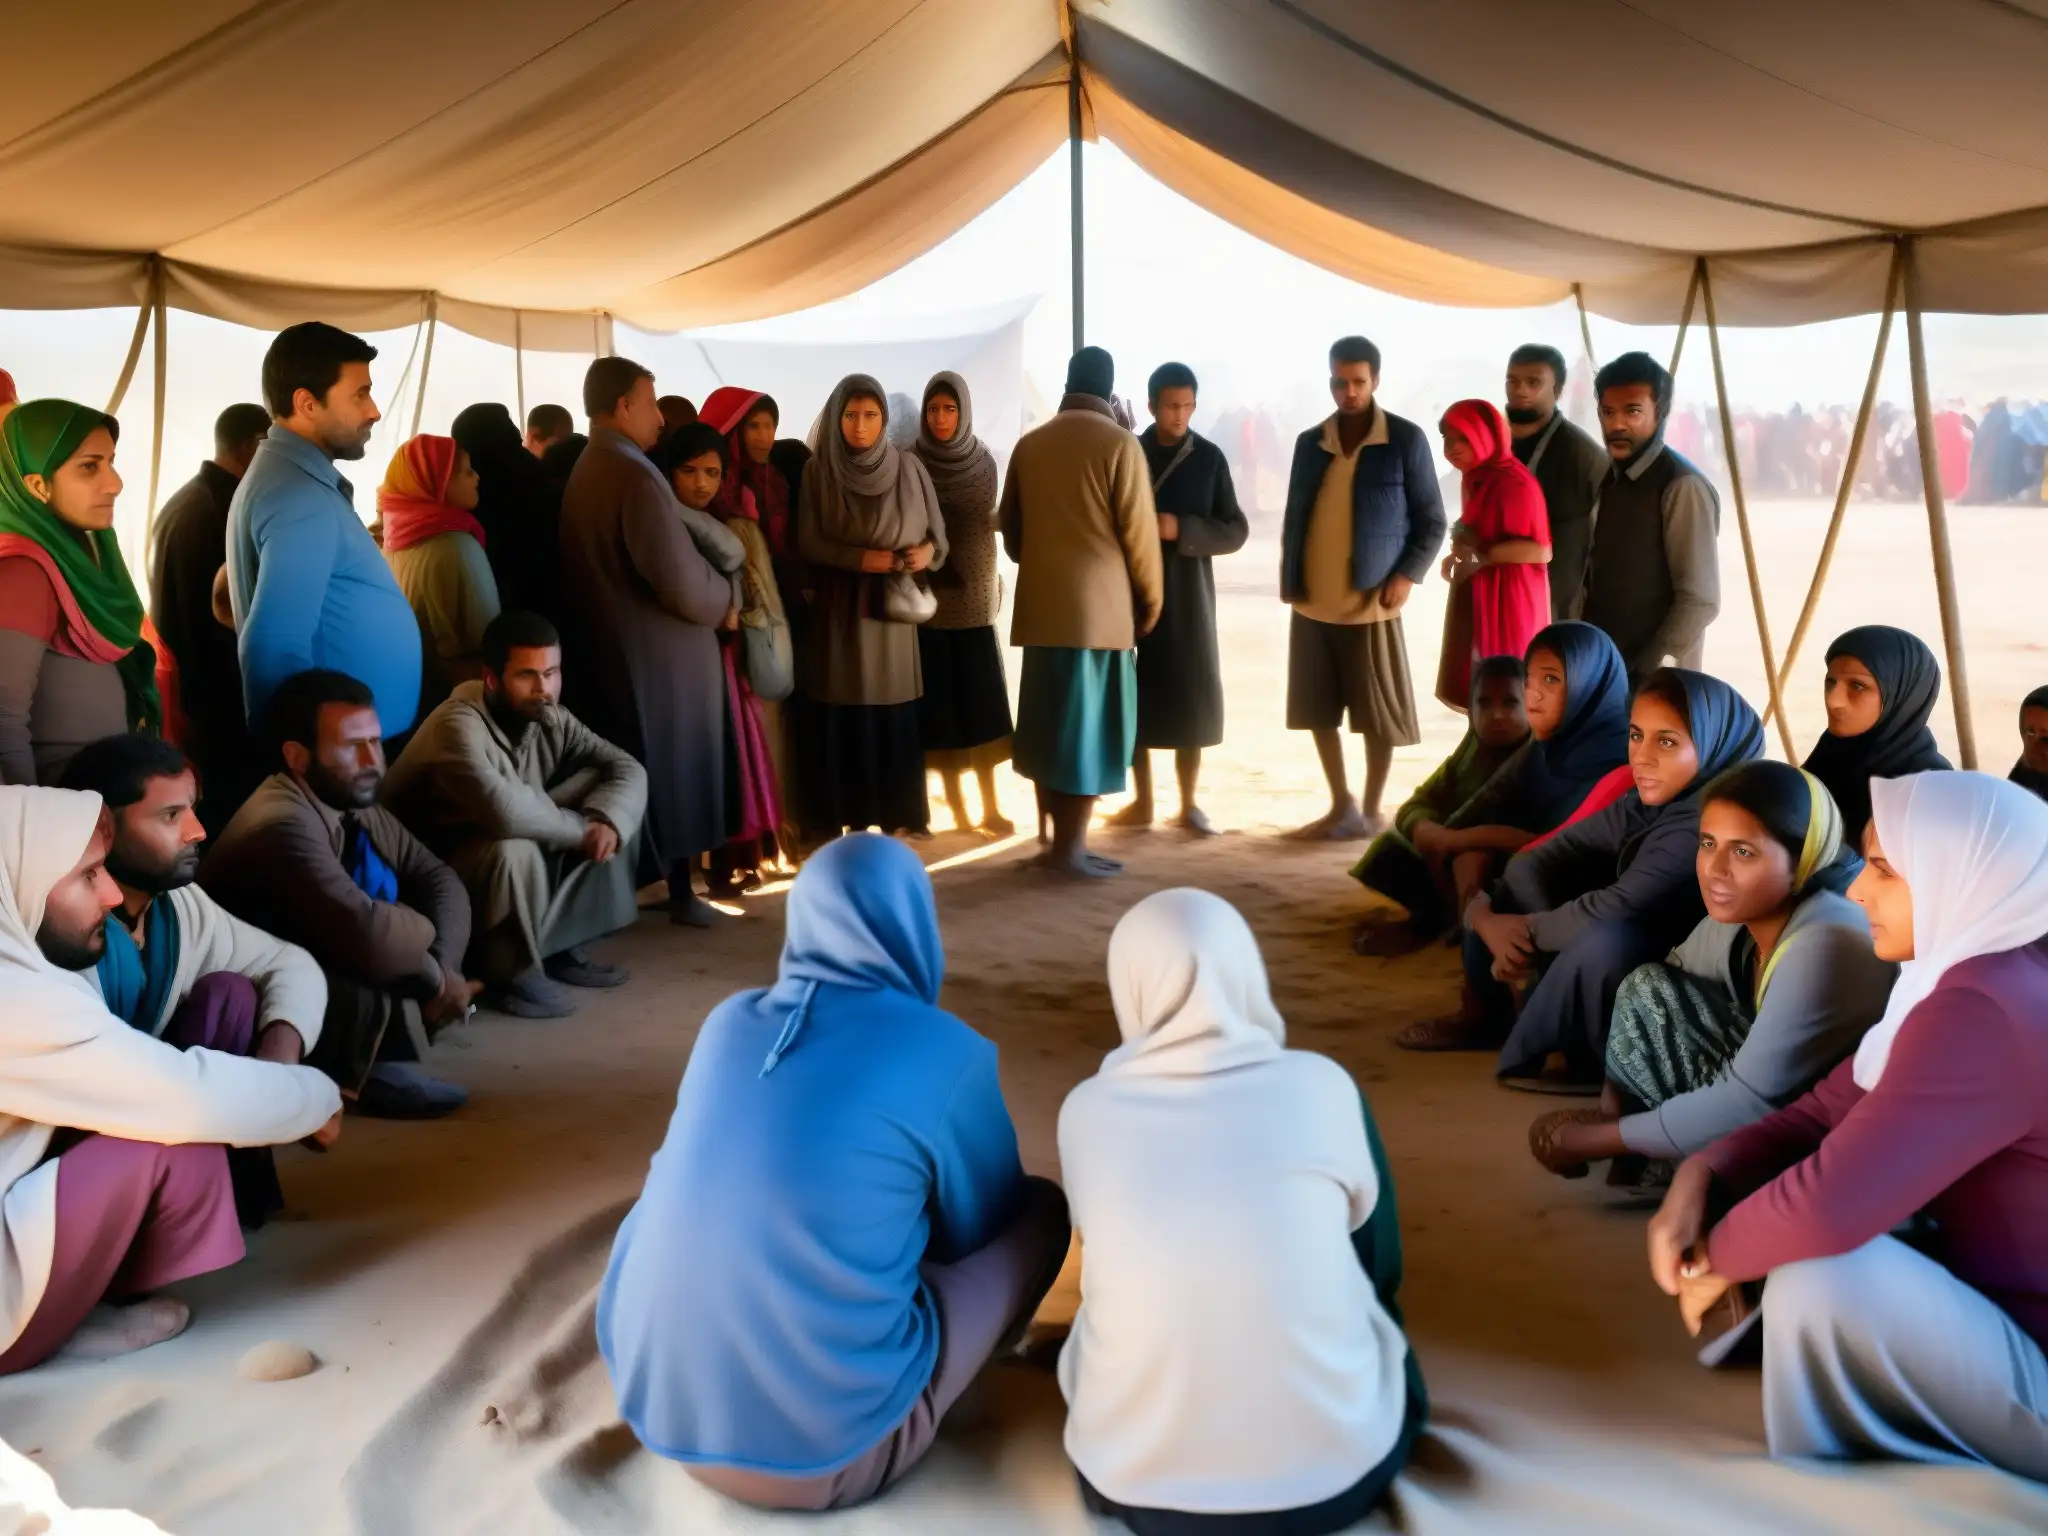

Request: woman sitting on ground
left=2010, top=684, right=2048, bottom=800
left=0, top=785, right=340, bottom=1375
left=1366, top=623, right=1631, bottom=964
left=1528, top=761, right=1895, bottom=1184
left=1800, top=624, right=1949, bottom=847
left=1420, top=669, right=1764, bottom=1087
left=597, top=833, right=1069, bottom=1511
left=377, top=434, right=499, bottom=711
left=1648, top=772, right=2048, bottom=1479
left=1059, top=888, right=1423, bottom=1536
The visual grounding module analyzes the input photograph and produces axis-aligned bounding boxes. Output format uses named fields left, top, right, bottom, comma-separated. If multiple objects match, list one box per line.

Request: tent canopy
left=5, top=1, right=2047, bottom=342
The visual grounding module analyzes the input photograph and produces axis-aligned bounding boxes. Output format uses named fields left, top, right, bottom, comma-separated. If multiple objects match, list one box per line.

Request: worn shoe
left=669, top=891, right=730, bottom=928
left=491, top=969, right=579, bottom=1018
left=351, top=1062, right=469, bottom=1119
left=545, top=947, right=630, bottom=989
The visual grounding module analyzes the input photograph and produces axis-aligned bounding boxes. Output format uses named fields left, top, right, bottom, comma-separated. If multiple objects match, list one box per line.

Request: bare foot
left=1027, top=848, right=1122, bottom=878
left=895, top=826, right=933, bottom=842
left=1174, top=806, right=1219, bottom=837
left=1105, top=801, right=1154, bottom=829
left=60, top=1298, right=191, bottom=1361
left=976, top=813, right=1016, bottom=840
left=1286, top=805, right=1376, bottom=841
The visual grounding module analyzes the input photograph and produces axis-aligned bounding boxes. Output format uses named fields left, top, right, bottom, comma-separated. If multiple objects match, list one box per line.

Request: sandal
left=1528, top=1108, right=1611, bottom=1178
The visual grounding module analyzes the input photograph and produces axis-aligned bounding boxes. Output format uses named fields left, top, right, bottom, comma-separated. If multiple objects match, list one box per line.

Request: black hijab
left=1801, top=625, right=1951, bottom=841
left=1516, top=621, right=1632, bottom=829
left=2012, top=684, right=2048, bottom=801
left=451, top=401, right=562, bottom=620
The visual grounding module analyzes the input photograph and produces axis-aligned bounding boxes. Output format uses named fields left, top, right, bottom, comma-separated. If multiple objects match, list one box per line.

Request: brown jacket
left=200, top=772, right=471, bottom=996
left=999, top=404, right=1162, bottom=651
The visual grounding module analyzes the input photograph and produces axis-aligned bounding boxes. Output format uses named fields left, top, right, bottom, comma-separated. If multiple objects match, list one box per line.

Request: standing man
left=229, top=322, right=422, bottom=742
left=1503, top=344, right=1606, bottom=621
left=1281, top=336, right=1444, bottom=840
left=151, top=402, right=273, bottom=834
left=1000, top=346, right=1162, bottom=877
left=1110, top=362, right=1247, bottom=835
left=525, top=403, right=586, bottom=493
left=1579, top=351, right=1721, bottom=679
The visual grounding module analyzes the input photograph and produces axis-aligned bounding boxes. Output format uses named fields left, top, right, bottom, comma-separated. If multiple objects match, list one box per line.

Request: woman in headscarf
left=908, top=372, right=1013, bottom=837
left=1454, top=670, right=1766, bottom=1086
left=793, top=376, right=948, bottom=842
left=1433, top=399, right=1551, bottom=711
left=597, top=834, right=1068, bottom=1510
left=1648, top=772, right=2048, bottom=1479
left=450, top=401, right=562, bottom=622
left=1528, top=761, right=1893, bottom=1185
left=2009, top=684, right=2048, bottom=800
left=1350, top=656, right=1527, bottom=955
left=1059, top=888, right=1423, bottom=1535
left=1380, top=623, right=1630, bottom=982
left=1800, top=625, right=1950, bottom=845
left=0, top=400, right=158, bottom=785
left=377, top=434, right=499, bottom=713
left=0, top=785, right=340, bottom=1374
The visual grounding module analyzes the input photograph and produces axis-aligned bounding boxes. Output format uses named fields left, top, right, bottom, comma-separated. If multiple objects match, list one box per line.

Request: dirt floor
left=2, top=498, right=2044, bottom=1533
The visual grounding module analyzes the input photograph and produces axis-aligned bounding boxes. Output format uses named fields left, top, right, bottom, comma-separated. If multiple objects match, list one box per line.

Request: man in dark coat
left=526, top=403, right=587, bottom=494
left=149, top=402, right=273, bottom=835
left=1503, top=344, right=1607, bottom=621
left=1109, top=362, right=1247, bottom=835
left=558, top=357, right=735, bottom=929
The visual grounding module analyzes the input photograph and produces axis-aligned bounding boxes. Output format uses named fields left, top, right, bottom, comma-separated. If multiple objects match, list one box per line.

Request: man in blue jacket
left=228, top=322, right=422, bottom=743
left=1280, top=336, right=1444, bottom=840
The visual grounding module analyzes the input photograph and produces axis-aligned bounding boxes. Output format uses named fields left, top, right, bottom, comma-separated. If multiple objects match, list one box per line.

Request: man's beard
left=1607, top=428, right=1655, bottom=459
left=36, top=913, right=107, bottom=971
left=108, top=847, right=201, bottom=894
left=322, top=423, right=374, bottom=461
left=487, top=691, right=550, bottom=732
left=1505, top=406, right=1546, bottom=426
left=305, top=760, right=380, bottom=811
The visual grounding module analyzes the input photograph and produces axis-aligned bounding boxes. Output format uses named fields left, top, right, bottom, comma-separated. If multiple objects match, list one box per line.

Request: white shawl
left=1852, top=771, right=2048, bottom=1088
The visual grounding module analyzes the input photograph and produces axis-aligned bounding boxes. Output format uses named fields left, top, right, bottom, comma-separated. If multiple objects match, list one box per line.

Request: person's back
left=1004, top=406, right=1157, bottom=652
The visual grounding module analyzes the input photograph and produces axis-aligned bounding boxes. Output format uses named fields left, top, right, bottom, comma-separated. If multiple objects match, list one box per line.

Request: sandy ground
left=2, top=498, right=2044, bottom=1533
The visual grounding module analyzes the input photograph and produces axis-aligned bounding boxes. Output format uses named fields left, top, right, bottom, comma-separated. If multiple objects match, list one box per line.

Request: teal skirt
left=1014, top=647, right=1137, bottom=798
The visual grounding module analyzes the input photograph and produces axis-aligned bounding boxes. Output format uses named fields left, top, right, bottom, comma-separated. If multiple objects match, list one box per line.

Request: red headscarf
left=0, top=370, right=17, bottom=408
left=699, top=386, right=789, bottom=556
left=375, top=434, right=485, bottom=552
left=1439, top=399, right=1544, bottom=544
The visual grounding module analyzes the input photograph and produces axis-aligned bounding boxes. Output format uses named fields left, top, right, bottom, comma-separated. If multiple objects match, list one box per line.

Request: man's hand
left=255, top=1021, right=305, bottom=1065
left=901, top=542, right=935, bottom=574
left=581, top=817, right=621, bottom=864
left=1156, top=512, right=1180, bottom=542
left=425, top=971, right=484, bottom=1025
left=1378, top=573, right=1415, bottom=613
left=1648, top=1156, right=1716, bottom=1296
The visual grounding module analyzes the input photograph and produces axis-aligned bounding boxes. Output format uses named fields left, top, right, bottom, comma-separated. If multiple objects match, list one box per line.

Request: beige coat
left=999, top=406, right=1162, bottom=651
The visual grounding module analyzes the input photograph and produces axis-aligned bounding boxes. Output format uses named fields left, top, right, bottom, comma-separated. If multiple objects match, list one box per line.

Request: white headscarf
left=0, top=784, right=107, bottom=1006
left=1101, top=888, right=1286, bottom=1078
left=1852, top=771, right=2048, bottom=1088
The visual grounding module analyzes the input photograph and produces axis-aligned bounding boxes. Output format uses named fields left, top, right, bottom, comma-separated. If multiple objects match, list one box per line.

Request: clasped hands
left=859, top=542, right=935, bottom=575
left=1647, top=1158, right=1736, bottom=1337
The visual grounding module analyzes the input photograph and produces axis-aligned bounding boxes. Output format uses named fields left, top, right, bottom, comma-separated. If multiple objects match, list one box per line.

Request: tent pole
left=1699, top=260, right=1797, bottom=759
left=1902, top=238, right=1978, bottom=768
left=410, top=294, right=440, bottom=439
left=514, top=311, right=526, bottom=426
left=1668, top=261, right=1700, bottom=379
left=1068, top=62, right=1085, bottom=352
left=1774, top=241, right=1903, bottom=700
left=1572, top=282, right=1596, bottom=372
left=105, top=283, right=154, bottom=417
left=143, top=258, right=169, bottom=550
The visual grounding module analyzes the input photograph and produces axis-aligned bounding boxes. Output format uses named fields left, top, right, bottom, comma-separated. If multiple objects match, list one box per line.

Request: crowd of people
left=0, top=320, right=2045, bottom=1531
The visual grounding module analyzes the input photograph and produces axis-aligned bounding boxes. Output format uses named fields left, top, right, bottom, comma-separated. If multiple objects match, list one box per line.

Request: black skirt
left=793, top=697, right=929, bottom=835
left=916, top=625, right=1014, bottom=753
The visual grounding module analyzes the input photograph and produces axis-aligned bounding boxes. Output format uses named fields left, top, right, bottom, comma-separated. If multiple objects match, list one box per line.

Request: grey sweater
left=1618, top=890, right=1898, bottom=1158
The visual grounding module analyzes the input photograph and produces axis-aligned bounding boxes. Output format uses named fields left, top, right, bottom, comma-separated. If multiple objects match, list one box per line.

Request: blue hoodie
left=597, top=834, right=1026, bottom=1475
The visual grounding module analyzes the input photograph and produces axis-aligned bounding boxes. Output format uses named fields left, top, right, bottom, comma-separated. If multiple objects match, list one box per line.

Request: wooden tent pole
left=1774, top=242, right=1903, bottom=699
left=1068, top=60, right=1085, bottom=352
left=514, top=311, right=526, bottom=426
left=105, top=283, right=154, bottom=417
left=410, top=294, right=439, bottom=439
left=1668, top=261, right=1700, bottom=379
left=1902, top=238, right=1979, bottom=768
left=1699, top=260, right=1797, bottom=759
left=1572, top=282, right=1596, bottom=373
left=143, top=257, right=168, bottom=547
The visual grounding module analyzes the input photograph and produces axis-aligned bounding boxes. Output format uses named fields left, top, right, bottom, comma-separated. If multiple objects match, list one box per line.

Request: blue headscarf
left=758, top=833, right=943, bottom=1074
left=1518, top=621, right=1632, bottom=828
left=1659, top=669, right=1768, bottom=805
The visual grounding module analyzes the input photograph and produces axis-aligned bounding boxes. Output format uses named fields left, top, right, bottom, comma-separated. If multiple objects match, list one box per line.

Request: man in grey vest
left=1578, top=351, right=1720, bottom=680
left=1504, top=344, right=1607, bottom=621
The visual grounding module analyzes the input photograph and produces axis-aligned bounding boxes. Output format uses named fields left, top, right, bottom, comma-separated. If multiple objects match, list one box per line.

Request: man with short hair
left=383, top=610, right=646, bottom=1018
left=560, top=358, right=734, bottom=926
left=1000, top=346, right=1163, bottom=877
left=150, top=402, right=274, bottom=834
left=1280, top=336, right=1444, bottom=840
left=1579, top=351, right=1721, bottom=678
left=228, top=322, right=422, bottom=741
left=526, top=402, right=585, bottom=491
left=1110, top=361, right=1247, bottom=835
left=1503, top=344, right=1607, bottom=621
left=202, top=669, right=475, bottom=1118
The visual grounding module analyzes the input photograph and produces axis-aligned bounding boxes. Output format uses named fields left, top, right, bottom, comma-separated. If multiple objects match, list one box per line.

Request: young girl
left=1434, top=399, right=1550, bottom=712
left=2011, top=684, right=2048, bottom=800
left=1800, top=625, right=1950, bottom=844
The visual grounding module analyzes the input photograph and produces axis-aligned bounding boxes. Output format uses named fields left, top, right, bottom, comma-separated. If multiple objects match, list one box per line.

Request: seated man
left=61, top=732, right=333, bottom=1221
left=0, top=784, right=339, bottom=1376
left=201, top=669, right=476, bottom=1118
left=383, top=609, right=645, bottom=1018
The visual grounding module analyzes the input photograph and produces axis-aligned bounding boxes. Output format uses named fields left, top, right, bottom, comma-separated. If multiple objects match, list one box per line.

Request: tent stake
left=1774, top=242, right=1903, bottom=700
left=1068, top=62, right=1085, bottom=352
left=1902, top=239, right=1978, bottom=768
left=1699, top=261, right=1797, bottom=759
left=410, top=294, right=440, bottom=440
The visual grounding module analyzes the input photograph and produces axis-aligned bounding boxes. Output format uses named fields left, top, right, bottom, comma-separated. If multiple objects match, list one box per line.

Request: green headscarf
left=0, top=399, right=160, bottom=732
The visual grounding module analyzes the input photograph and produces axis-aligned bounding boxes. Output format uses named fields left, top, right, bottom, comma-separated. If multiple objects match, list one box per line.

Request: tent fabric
left=3, top=2, right=2048, bottom=339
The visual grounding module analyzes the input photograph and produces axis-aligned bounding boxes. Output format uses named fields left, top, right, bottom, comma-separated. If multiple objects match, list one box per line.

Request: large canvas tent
left=5, top=0, right=2041, bottom=760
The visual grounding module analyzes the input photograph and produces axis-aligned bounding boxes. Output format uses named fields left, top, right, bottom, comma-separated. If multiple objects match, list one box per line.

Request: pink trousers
left=0, top=973, right=255, bottom=1375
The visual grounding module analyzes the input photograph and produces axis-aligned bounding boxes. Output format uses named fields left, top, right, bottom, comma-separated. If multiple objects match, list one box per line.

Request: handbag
left=740, top=609, right=795, bottom=701
left=882, top=571, right=938, bottom=625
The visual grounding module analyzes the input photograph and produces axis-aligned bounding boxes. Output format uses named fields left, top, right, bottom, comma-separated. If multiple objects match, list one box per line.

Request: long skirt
left=918, top=625, right=1013, bottom=758
left=794, top=697, right=928, bottom=837
left=1605, top=962, right=1753, bottom=1113
left=721, top=641, right=781, bottom=845
left=1014, top=647, right=1137, bottom=798
left=1435, top=564, right=1550, bottom=712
